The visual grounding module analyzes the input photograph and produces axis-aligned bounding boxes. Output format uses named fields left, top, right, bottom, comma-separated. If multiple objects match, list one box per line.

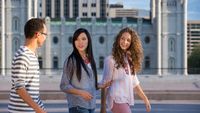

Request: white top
left=101, top=55, right=140, bottom=110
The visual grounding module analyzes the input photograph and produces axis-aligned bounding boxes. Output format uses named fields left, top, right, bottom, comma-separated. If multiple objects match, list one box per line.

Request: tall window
left=99, top=56, right=104, bottom=69
left=169, top=38, right=175, bottom=52
left=144, top=36, right=150, bottom=44
left=73, top=0, right=79, bottom=17
left=68, top=36, right=73, bottom=44
left=55, top=0, right=60, bottom=18
left=169, top=57, right=175, bottom=68
left=38, top=57, right=43, bottom=69
left=168, top=57, right=176, bottom=73
left=99, top=36, right=104, bottom=44
left=12, top=38, right=20, bottom=56
left=64, top=0, right=70, bottom=18
left=46, top=0, right=51, bottom=17
left=100, top=0, right=106, bottom=17
left=144, top=56, right=150, bottom=69
left=12, top=17, right=19, bottom=32
left=53, top=56, right=59, bottom=69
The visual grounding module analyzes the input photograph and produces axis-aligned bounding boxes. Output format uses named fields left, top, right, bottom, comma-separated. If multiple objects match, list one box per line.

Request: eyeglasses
left=40, top=32, right=47, bottom=36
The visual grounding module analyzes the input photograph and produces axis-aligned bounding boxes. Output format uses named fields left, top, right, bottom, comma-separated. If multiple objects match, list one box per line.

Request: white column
left=61, top=0, right=64, bottom=18
left=1, top=0, right=5, bottom=75
left=34, top=0, right=38, bottom=17
left=42, top=0, right=46, bottom=18
left=157, top=0, right=162, bottom=76
left=88, top=0, right=91, bottom=17
left=51, top=0, right=55, bottom=18
left=60, top=18, right=65, bottom=74
left=151, top=0, right=156, bottom=24
left=28, top=0, right=32, bottom=19
left=44, top=18, right=52, bottom=76
left=70, top=0, right=73, bottom=18
left=5, top=0, right=12, bottom=75
left=176, top=2, right=182, bottom=75
left=183, top=0, right=188, bottom=75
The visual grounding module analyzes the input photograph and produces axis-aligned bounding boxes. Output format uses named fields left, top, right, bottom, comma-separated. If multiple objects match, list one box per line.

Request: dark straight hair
left=67, top=28, right=98, bottom=89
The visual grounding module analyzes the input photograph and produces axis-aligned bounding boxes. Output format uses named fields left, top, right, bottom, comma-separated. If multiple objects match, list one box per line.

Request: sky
left=109, top=0, right=200, bottom=20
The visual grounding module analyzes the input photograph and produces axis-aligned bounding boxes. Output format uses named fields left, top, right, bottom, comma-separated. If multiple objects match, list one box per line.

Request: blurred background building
left=40, top=0, right=108, bottom=18
left=108, top=3, right=149, bottom=18
left=0, top=0, right=188, bottom=76
left=187, top=20, right=200, bottom=56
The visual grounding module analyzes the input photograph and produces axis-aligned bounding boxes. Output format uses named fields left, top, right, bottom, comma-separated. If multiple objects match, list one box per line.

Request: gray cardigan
left=60, top=57, right=96, bottom=109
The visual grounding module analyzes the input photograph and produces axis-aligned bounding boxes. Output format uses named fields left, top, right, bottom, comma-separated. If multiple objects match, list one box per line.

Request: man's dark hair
left=24, top=18, right=45, bottom=39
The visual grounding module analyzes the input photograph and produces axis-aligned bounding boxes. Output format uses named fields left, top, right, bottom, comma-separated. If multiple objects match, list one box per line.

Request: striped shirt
left=8, top=46, right=44, bottom=113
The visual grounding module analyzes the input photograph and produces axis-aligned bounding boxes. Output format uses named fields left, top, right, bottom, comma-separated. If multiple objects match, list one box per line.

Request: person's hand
left=103, top=80, right=112, bottom=88
left=98, top=80, right=112, bottom=89
left=145, top=101, right=151, bottom=112
left=78, top=90, right=93, bottom=101
left=35, top=107, right=47, bottom=113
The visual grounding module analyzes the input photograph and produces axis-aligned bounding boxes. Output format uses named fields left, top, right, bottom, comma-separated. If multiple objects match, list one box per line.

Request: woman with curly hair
left=101, top=27, right=151, bottom=113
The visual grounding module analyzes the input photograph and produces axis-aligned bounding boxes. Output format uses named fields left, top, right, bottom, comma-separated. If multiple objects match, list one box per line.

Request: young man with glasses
left=8, top=18, right=47, bottom=113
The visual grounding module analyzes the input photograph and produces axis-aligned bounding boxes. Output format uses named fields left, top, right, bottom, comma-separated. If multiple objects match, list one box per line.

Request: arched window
left=12, top=17, right=20, bottom=32
left=53, top=36, right=59, bottom=44
left=169, top=38, right=175, bottom=52
left=38, top=57, right=43, bottom=69
left=145, top=56, right=150, bottom=69
left=99, top=56, right=104, bottom=69
left=144, top=36, right=150, bottom=44
left=53, top=56, right=59, bottom=69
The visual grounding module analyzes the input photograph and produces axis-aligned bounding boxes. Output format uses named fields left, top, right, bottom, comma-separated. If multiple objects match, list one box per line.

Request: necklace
left=81, top=55, right=90, bottom=64
left=83, top=57, right=90, bottom=64
left=124, top=63, right=129, bottom=75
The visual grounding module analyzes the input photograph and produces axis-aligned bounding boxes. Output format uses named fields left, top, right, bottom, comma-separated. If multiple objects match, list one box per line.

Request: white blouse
left=101, top=55, right=140, bottom=110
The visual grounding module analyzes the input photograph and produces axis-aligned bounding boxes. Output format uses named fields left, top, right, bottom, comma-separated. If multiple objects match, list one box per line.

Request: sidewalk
left=0, top=74, right=200, bottom=100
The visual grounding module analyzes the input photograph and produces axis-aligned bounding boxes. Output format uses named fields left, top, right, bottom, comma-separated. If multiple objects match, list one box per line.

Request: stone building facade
left=0, top=0, right=188, bottom=76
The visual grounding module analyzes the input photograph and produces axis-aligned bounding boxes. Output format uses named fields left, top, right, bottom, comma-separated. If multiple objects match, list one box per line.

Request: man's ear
left=35, top=32, right=39, bottom=38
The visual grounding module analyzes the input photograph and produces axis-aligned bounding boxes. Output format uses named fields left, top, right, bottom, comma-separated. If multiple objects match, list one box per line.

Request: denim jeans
left=69, top=106, right=95, bottom=113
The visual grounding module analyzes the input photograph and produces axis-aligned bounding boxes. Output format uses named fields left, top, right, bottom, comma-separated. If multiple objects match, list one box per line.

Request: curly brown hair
left=112, top=27, right=143, bottom=73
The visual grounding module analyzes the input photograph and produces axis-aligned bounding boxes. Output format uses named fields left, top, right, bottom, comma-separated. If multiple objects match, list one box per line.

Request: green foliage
left=188, top=45, right=200, bottom=74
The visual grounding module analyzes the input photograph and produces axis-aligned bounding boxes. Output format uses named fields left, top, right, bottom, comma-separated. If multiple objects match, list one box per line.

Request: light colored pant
left=111, top=102, right=132, bottom=113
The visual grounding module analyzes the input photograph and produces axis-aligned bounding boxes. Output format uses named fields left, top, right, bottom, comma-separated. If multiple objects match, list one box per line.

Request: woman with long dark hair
left=60, top=28, right=109, bottom=113
left=101, top=27, right=151, bottom=113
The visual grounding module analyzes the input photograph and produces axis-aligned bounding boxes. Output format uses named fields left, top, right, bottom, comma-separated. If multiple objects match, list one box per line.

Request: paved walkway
left=1, top=74, right=200, bottom=100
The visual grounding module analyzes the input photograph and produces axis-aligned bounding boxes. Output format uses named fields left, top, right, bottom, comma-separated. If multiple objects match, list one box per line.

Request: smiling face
left=75, top=32, right=88, bottom=54
left=119, top=32, right=132, bottom=52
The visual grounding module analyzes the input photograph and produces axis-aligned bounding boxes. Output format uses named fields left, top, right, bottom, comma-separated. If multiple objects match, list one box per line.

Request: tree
left=188, top=45, right=200, bottom=74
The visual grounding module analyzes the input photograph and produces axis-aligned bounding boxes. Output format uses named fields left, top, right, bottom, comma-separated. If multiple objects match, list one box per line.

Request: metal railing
left=0, top=68, right=199, bottom=76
